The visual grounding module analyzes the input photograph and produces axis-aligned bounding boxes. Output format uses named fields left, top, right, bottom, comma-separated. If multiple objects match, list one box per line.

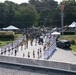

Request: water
left=0, top=63, right=76, bottom=75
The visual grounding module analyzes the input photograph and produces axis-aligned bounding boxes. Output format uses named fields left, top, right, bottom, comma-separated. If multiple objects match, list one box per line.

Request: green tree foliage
left=29, top=0, right=57, bottom=27
left=29, top=0, right=36, bottom=5
left=62, top=0, right=76, bottom=25
left=15, top=4, right=39, bottom=28
left=0, top=1, right=18, bottom=27
left=0, top=3, right=6, bottom=28
left=1, top=0, right=76, bottom=28
left=0, top=1, right=39, bottom=28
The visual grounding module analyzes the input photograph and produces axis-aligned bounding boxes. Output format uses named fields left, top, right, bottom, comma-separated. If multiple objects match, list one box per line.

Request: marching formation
left=0, top=35, right=25, bottom=56
left=0, top=29, right=57, bottom=60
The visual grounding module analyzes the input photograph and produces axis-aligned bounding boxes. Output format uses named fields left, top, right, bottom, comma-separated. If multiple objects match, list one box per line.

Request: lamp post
left=61, top=3, right=64, bottom=35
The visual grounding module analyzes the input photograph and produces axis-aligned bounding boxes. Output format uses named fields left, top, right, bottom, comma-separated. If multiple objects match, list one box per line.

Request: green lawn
left=0, top=41, right=11, bottom=47
left=70, top=45, right=76, bottom=52
left=58, top=35, right=76, bottom=41
left=58, top=34, right=76, bottom=52
left=0, top=34, right=22, bottom=47
left=14, top=34, right=22, bottom=40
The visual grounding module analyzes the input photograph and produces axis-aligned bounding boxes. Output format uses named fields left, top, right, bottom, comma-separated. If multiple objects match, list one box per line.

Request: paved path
left=49, top=48, right=76, bottom=64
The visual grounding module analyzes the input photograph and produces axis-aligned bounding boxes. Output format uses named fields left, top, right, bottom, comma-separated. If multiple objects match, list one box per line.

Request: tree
left=35, top=0, right=58, bottom=27
left=29, top=0, right=36, bottom=5
left=0, top=3, right=6, bottom=28
left=61, top=0, right=76, bottom=25
left=3, top=1, right=18, bottom=26
left=15, top=4, right=39, bottom=28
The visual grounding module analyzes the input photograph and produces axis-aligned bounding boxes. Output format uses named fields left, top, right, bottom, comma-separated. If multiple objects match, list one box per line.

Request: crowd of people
left=0, top=28, right=57, bottom=59
left=0, top=35, right=26, bottom=56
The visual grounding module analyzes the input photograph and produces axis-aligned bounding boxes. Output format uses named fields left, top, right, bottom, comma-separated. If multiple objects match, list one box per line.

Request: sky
left=0, top=0, right=62, bottom=4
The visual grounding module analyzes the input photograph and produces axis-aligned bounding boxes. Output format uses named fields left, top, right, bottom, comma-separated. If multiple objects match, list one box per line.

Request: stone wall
left=0, top=55, right=76, bottom=73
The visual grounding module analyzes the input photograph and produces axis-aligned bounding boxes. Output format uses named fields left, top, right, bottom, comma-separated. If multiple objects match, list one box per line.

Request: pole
left=61, top=3, right=64, bottom=35
left=61, top=9, right=64, bottom=35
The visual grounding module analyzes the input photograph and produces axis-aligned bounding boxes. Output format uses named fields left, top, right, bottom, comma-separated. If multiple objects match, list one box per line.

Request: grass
left=0, top=41, right=11, bottom=47
left=70, top=45, right=76, bottom=52
left=0, top=34, right=22, bottom=47
left=58, top=35, right=76, bottom=41
left=14, top=34, right=22, bottom=40
left=58, top=34, right=76, bottom=52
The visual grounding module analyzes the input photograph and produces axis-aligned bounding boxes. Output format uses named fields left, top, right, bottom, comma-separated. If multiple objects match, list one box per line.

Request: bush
left=0, top=31, right=15, bottom=35
left=61, top=31, right=75, bottom=35
left=0, top=31, right=15, bottom=41
left=0, top=35, right=15, bottom=40
left=70, top=40, right=75, bottom=45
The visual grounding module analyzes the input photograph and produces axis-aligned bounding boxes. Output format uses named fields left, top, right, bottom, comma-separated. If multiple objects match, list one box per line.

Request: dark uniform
left=28, top=52, right=30, bottom=58
left=33, top=50, right=35, bottom=58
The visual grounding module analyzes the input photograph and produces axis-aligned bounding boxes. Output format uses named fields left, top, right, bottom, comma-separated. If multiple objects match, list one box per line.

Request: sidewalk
left=48, top=48, right=76, bottom=64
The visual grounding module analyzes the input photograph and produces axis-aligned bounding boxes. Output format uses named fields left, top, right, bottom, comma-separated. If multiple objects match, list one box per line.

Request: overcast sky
left=0, top=0, right=62, bottom=4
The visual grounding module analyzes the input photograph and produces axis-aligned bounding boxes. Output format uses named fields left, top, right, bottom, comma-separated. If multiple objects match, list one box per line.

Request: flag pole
left=61, top=3, right=64, bottom=35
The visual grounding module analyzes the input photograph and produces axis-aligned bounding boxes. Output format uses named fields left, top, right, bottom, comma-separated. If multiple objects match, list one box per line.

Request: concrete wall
left=0, top=55, right=76, bottom=73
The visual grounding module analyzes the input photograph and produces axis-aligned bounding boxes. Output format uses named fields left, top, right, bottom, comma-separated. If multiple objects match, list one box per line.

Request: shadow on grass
left=64, top=48, right=72, bottom=50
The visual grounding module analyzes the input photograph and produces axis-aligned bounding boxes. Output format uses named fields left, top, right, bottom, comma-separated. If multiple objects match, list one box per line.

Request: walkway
left=49, top=48, right=76, bottom=64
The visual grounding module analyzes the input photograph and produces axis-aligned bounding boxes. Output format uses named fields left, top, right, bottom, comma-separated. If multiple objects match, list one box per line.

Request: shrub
left=0, top=31, right=15, bottom=41
left=61, top=31, right=75, bottom=35
left=70, top=40, right=75, bottom=45
left=0, top=35, right=15, bottom=40
left=0, top=31, right=15, bottom=35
